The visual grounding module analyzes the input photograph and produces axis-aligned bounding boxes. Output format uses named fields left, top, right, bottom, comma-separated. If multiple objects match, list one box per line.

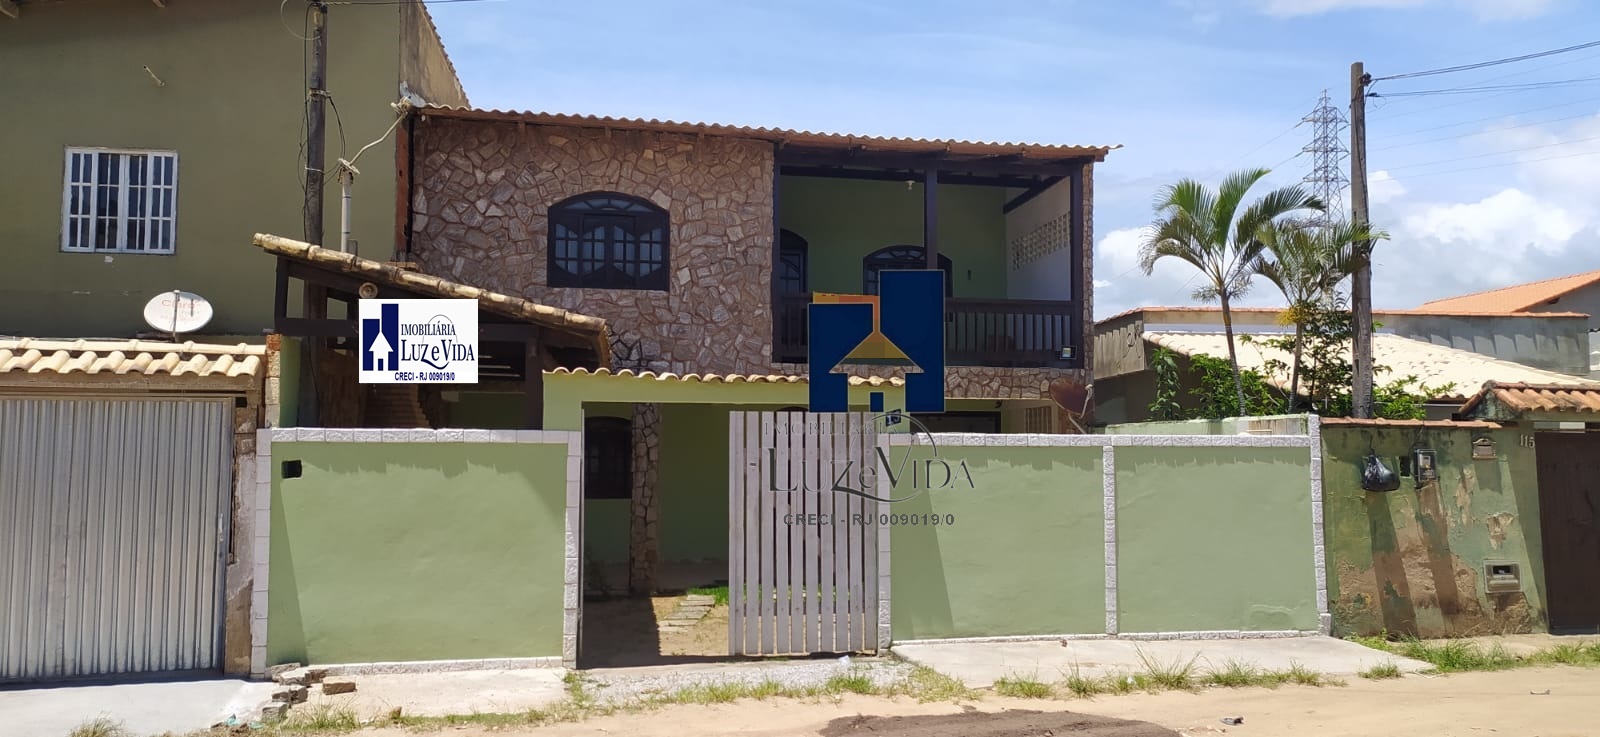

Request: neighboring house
left=1421, top=269, right=1600, bottom=378
left=1094, top=306, right=1599, bottom=424
left=0, top=0, right=466, bottom=339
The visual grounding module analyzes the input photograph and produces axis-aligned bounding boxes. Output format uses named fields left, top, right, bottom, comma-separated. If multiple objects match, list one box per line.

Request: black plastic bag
left=1362, top=453, right=1400, bottom=493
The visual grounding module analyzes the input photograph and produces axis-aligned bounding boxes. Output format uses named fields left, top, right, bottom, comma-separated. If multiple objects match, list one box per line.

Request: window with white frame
left=62, top=148, right=178, bottom=253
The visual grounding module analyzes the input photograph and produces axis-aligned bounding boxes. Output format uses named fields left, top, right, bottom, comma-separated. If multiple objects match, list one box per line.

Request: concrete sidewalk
left=893, top=636, right=1432, bottom=687
left=0, top=678, right=277, bottom=737
left=303, top=669, right=567, bottom=720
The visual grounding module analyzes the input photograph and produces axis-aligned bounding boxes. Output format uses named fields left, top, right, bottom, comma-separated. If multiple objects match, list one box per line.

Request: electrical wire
left=1381, top=132, right=1600, bottom=173
left=1372, top=75, right=1600, bottom=98
left=1373, top=39, right=1600, bottom=81
left=1373, top=92, right=1600, bottom=143
left=279, top=0, right=318, bottom=42
left=1371, top=47, right=1600, bottom=121
left=1381, top=146, right=1600, bottom=181
left=1371, top=108, right=1600, bottom=152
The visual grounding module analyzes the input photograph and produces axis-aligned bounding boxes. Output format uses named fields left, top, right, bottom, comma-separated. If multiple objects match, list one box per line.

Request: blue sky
left=427, top=0, right=1600, bottom=316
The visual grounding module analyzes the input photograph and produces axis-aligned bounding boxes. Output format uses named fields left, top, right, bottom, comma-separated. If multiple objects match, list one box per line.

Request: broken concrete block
left=320, top=680, right=357, bottom=695
left=260, top=702, right=290, bottom=722
left=303, top=667, right=329, bottom=685
left=266, top=662, right=303, bottom=682
left=272, top=684, right=309, bottom=704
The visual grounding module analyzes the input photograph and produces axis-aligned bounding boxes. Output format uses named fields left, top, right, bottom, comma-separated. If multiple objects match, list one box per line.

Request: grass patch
left=687, top=585, right=730, bottom=606
left=1284, top=662, right=1341, bottom=687
left=278, top=703, right=360, bottom=733
left=1203, top=659, right=1264, bottom=688
left=1360, top=662, right=1403, bottom=680
left=993, top=675, right=1053, bottom=699
left=1061, top=665, right=1103, bottom=698
left=1135, top=649, right=1198, bottom=691
left=1394, top=640, right=1518, bottom=673
left=889, top=665, right=976, bottom=702
left=823, top=672, right=878, bottom=695
left=68, top=719, right=130, bottom=737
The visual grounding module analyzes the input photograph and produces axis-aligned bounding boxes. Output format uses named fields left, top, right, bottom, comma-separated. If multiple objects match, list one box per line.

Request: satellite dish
left=143, top=290, right=214, bottom=338
left=1048, top=376, right=1095, bottom=434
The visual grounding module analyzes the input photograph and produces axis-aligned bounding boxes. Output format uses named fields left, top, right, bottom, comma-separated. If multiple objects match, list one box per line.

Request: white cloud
left=1256, top=0, right=1554, bottom=19
left=1368, top=169, right=1406, bottom=205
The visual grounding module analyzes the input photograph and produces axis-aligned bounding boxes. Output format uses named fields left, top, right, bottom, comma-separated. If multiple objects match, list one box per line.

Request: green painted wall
left=542, top=372, right=904, bottom=431
left=779, top=177, right=1006, bottom=299
left=1115, top=446, right=1318, bottom=632
left=891, top=445, right=1105, bottom=639
left=1103, top=415, right=1312, bottom=436
left=658, top=404, right=732, bottom=563
left=277, top=338, right=301, bottom=427
left=1322, top=425, right=1545, bottom=637
left=0, top=1, right=402, bottom=338
left=266, top=442, right=569, bottom=665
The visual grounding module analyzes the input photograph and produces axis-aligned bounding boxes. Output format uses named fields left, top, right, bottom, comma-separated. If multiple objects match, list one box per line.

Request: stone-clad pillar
left=629, top=403, right=662, bottom=596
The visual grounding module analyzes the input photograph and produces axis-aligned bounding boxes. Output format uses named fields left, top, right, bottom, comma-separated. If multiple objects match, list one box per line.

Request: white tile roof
left=1144, top=331, right=1598, bottom=401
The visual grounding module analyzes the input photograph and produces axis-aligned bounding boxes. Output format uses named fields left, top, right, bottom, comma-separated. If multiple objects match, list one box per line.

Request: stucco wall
left=265, top=441, right=569, bottom=665
left=400, top=3, right=468, bottom=107
left=1380, top=313, right=1590, bottom=376
left=0, top=0, right=402, bottom=338
left=1322, top=424, right=1546, bottom=637
left=411, top=118, right=776, bottom=375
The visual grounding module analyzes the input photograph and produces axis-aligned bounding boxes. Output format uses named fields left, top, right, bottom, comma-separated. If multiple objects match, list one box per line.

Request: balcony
left=774, top=292, right=1078, bottom=369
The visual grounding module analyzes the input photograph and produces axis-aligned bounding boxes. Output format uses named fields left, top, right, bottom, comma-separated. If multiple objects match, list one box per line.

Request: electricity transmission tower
left=1300, top=89, right=1350, bottom=226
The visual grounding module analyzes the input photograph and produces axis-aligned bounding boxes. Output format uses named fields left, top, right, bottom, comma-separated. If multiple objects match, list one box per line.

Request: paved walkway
left=892, top=636, right=1432, bottom=687
left=303, top=669, right=567, bottom=719
left=0, top=678, right=277, bottom=737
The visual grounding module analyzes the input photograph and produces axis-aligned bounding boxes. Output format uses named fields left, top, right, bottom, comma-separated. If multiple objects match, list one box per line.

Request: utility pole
left=1349, top=61, right=1374, bottom=418
left=299, top=0, right=329, bottom=427
left=304, top=1, right=328, bottom=247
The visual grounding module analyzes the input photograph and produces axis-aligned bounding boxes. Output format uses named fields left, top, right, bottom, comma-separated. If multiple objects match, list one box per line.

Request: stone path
left=658, top=594, right=717, bottom=633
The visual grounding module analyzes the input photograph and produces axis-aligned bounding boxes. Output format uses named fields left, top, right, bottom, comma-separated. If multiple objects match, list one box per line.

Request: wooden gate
left=728, top=412, right=889, bottom=655
left=1534, top=432, right=1600, bottom=634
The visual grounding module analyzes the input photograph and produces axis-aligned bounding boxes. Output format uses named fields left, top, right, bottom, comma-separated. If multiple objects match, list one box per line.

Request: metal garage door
left=0, top=397, right=232, bottom=682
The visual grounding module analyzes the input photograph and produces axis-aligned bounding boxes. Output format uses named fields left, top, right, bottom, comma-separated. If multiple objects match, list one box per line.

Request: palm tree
left=1252, top=219, right=1388, bottom=412
left=1140, top=168, right=1322, bottom=413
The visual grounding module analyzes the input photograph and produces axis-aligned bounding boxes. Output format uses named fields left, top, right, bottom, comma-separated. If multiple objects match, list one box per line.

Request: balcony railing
left=774, top=293, right=1077, bottom=368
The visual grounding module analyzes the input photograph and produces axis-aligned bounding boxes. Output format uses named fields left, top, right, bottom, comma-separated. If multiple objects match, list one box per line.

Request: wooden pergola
left=255, top=233, right=610, bottom=429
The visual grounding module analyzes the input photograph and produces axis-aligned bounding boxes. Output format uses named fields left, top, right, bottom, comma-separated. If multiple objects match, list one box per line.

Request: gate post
left=629, top=403, right=662, bottom=596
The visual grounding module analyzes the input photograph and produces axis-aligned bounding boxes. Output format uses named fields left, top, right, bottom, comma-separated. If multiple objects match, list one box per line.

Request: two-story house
left=0, top=0, right=467, bottom=339
left=371, top=105, right=1112, bottom=608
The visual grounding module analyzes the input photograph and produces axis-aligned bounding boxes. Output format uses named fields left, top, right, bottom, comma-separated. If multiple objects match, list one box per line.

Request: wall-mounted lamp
left=1472, top=437, right=1497, bottom=460
left=1058, top=346, right=1075, bottom=360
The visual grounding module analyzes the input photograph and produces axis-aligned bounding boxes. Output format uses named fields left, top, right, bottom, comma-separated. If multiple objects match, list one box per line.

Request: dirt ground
left=578, top=596, right=730, bottom=667
left=361, top=666, right=1599, bottom=737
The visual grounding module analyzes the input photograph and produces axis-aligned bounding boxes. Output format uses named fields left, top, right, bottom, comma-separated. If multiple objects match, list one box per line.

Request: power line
left=1372, top=108, right=1600, bottom=152
left=1385, top=146, right=1600, bottom=181
left=1371, top=48, right=1600, bottom=120
left=1372, top=75, right=1600, bottom=98
left=1373, top=39, right=1600, bottom=81
left=1373, top=93, right=1600, bottom=143
left=1382, top=132, right=1600, bottom=173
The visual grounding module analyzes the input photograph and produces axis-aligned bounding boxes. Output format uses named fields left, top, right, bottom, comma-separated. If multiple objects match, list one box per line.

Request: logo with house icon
left=358, top=299, right=479, bottom=384
left=807, top=269, right=945, bottom=414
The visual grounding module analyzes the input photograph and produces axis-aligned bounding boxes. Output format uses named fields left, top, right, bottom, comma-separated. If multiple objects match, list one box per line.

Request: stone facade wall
left=629, top=403, right=662, bottom=594
left=411, top=119, right=776, bottom=375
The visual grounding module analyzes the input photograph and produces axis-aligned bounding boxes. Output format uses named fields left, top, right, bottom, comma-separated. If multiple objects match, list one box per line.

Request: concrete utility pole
left=304, top=1, right=328, bottom=246
left=1349, top=61, right=1375, bottom=418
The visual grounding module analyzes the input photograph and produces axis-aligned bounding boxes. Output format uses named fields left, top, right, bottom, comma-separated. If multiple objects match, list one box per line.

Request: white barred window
left=62, top=148, right=178, bottom=254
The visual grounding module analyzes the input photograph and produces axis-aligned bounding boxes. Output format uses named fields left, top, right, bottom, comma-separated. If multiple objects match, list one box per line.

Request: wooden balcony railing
left=774, top=293, right=1077, bottom=368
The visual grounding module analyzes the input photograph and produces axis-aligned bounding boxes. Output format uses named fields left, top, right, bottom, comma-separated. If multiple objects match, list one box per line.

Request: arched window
left=584, top=416, right=632, bottom=500
left=778, top=229, right=809, bottom=293
left=863, top=245, right=953, bottom=296
left=548, top=192, right=670, bottom=291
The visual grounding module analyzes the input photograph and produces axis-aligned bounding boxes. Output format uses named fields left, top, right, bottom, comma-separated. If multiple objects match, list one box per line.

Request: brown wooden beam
left=277, top=316, right=542, bottom=343
left=776, top=147, right=1087, bottom=177
left=150, top=0, right=166, bottom=7
left=524, top=337, right=544, bottom=429
left=1, top=1, right=19, bottom=20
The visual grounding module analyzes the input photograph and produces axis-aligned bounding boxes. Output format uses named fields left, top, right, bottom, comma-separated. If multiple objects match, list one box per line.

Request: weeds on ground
left=686, top=585, right=731, bottom=606
left=1135, top=649, right=1198, bottom=691
left=1360, top=662, right=1403, bottom=679
left=993, top=675, right=1054, bottom=699
left=68, top=718, right=130, bottom=737
left=1348, top=630, right=1600, bottom=673
left=1062, top=665, right=1103, bottom=698
left=887, top=664, right=976, bottom=702
left=276, top=703, right=360, bottom=733
left=1203, top=659, right=1264, bottom=688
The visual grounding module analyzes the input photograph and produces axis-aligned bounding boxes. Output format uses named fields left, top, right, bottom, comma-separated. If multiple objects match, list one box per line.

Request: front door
left=1534, top=431, right=1600, bottom=634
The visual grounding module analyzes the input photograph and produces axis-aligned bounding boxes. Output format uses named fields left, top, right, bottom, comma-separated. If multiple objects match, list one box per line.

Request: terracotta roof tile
left=1458, top=382, right=1600, bottom=417
left=1145, top=331, right=1598, bottom=401
left=1420, top=269, right=1600, bottom=314
left=0, top=339, right=264, bottom=380
left=549, top=367, right=903, bottom=386
left=417, top=106, right=1120, bottom=162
